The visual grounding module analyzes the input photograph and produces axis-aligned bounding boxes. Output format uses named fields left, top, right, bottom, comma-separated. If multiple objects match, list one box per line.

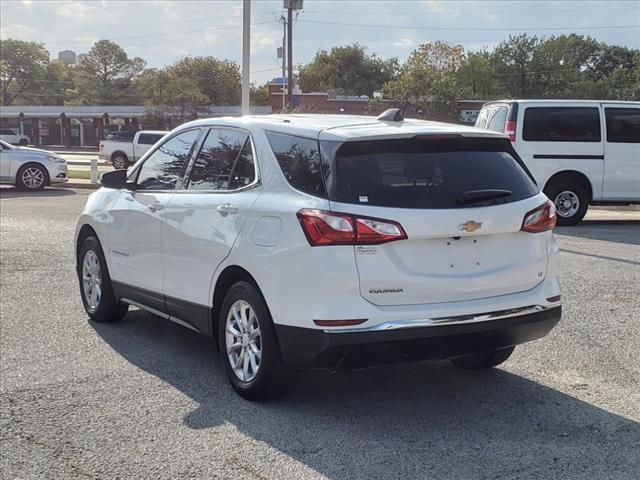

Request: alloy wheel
left=21, top=167, right=45, bottom=190
left=225, top=300, right=262, bottom=383
left=82, top=250, right=102, bottom=313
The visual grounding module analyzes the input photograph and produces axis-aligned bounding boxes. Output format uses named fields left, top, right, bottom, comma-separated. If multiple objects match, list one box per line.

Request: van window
left=322, top=137, right=538, bottom=209
left=266, top=132, right=326, bottom=198
left=474, top=107, right=493, bottom=129
left=487, top=106, right=508, bottom=133
left=523, top=107, right=601, bottom=142
left=605, top=108, right=640, bottom=143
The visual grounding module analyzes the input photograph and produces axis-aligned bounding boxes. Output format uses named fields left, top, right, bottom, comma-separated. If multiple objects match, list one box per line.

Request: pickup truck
left=99, top=130, right=167, bottom=169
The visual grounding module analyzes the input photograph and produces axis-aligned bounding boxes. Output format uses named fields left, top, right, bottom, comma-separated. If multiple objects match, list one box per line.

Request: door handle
left=217, top=204, right=238, bottom=216
left=148, top=201, right=165, bottom=212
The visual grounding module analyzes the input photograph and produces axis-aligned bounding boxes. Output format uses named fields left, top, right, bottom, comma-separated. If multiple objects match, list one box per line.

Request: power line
left=41, top=20, right=278, bottom=46
left=297, top=19, right=640, bottom=32
left=300, top=6, right=639, bottom=16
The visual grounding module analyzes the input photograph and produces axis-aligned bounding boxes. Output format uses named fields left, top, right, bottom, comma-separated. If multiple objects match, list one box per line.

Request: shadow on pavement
left=555, top=220, right=640, bottom=246
left=0, top=187, right=77, bottom=199
left=92, top=310, right=640, bottom=479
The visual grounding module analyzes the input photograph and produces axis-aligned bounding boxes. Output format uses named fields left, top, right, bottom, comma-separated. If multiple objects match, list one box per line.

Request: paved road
left=1, top=188, right=639, bottom=480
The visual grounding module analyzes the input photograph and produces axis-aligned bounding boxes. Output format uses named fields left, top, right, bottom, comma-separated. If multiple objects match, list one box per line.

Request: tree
left=75, top=40, right=145, bottom=104
left=298, top=44, right=398, bottom=96
left=250, top=82, right=270, bottom=106
left=491, top=34, right=541, bottom=98
left=455, top=50, right=502, bottom=99
left=0, top=39, right=49, bottom=105
left=168, top=56, right=241, bottom=105
left=382, top=41, right=464, bottom=117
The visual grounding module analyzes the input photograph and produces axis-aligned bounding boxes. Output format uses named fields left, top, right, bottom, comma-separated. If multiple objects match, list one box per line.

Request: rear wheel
left=544, top=181, right=589, bottom=226
left=111, top=152, right=129, bottom=170
left=78, top=236, right=128, bottom=323
left=218, top=281, right=297, bottom=400
left=16, top=163, right=47, bottom=191
left=450, top=346, right=515, bottom=369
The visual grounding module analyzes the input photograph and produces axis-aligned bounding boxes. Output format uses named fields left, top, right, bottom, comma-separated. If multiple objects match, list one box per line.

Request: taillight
left=521, top=200, right=556, bottom=233
left=505, top=120, right=516, bottom=142
left=297, top=209, right=407, bottom=246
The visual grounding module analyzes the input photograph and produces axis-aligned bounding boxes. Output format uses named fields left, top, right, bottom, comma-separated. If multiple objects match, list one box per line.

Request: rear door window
left=138, top=134, right=164, bottom=145
left=323, top=137, right=537, bottom=209
left=266, top=132, right=326, bottom=197
left=523, top=107, right=601, bottom=142
left=605, top=108, right=640, bottom=143
left=474, top=107, right=493, bottom=129
left=187, top=128, right=255, bottom=191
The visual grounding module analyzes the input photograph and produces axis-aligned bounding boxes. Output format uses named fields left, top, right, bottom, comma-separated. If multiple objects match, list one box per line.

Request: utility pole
left=280, top=16, right=286, bottom=110
left=241, top=0, right=251, bottom=116
left=286, top=6, right=293, bottom=107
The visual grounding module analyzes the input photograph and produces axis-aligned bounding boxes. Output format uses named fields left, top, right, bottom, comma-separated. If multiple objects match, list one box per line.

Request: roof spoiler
left=377, top=108, right=404, bottom=122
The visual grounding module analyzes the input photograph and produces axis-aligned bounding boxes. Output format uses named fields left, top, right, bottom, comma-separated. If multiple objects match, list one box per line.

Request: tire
left=15, top=163, right=48, bottom=191
left=111, top=152, right=129, bottom=170
left=77, top=236, right=128, bottom=323
left=450, top=346, right=515, bottom=370
left=218, top=281, right=297, bottom=400
left=18, top=139, right=28, bottom=146
left=544, top=180, right=589, bottom=226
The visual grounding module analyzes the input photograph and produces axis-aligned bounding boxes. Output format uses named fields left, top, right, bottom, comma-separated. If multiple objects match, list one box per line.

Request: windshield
left=321, top=136, right=538, bottom=209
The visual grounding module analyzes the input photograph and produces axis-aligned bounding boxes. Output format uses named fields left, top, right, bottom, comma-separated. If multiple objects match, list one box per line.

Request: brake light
left=521, top=200, right=556, bottom=233
left=297, top=209, right=407, bottom=246
left=505, top=120, right=516, bottom=142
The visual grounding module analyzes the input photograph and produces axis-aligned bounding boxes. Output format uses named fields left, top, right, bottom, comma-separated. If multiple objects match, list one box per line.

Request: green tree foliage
left=74, top=39, right=146, bottom=105
left=0, top=39, right=49, bottom=105
left=382, top=41, right=464, bottom=116
left=298, top=44, right=398, bottom=96
left=167, top=56, right=241, bottom=105
left=250, top=82, right=270, bottom=106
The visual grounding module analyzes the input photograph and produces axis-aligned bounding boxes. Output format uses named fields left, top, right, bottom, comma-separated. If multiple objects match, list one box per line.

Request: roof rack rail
left=377, top=108, right=404, bottom=122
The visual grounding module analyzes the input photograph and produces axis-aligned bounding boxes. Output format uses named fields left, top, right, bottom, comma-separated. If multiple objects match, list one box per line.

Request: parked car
left=475, top=100, right=640, bottom=225
left=0, top=140, right=68, bottom=191
left=75, top=111, right=562, bottom=400
left=0, top=128, right=30, bottom=146
left=98, top=130, right=167, bottom=169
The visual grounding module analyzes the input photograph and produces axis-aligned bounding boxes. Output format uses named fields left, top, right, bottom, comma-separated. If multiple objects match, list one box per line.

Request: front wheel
left=218, top=281, right=297, bottom=400
left=450, top=346, right=515, bottom=369
left=16, top=163, right=47, bottom=191
left=78, top=236, right=128, bottom=322
left=18, top=139, right=28, bottom=146
left=544, top=181, right=589, bottom=226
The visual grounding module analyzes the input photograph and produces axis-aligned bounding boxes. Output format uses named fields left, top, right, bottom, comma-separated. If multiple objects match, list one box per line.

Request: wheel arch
left=16, top=161, right=50, bottom=187
left=543, top=170, right=594, bottom=203
left=111, top=150, right=129, bottom=161
left=211, top=265, right=263, bottom=342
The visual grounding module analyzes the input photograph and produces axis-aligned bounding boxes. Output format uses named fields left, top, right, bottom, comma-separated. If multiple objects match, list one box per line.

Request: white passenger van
left=475, top=100, right=640, bottom=225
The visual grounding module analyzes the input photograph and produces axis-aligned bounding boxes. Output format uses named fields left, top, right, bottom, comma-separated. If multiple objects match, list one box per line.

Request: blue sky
left=1, top=0, right=639, bottom=84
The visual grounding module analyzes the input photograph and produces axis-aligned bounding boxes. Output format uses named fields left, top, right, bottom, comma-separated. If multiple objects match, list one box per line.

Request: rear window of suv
left=322, top=136, right=538, bottom=209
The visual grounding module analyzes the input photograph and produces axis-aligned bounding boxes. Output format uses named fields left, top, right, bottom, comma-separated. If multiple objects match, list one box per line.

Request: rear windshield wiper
left=457, top=189, right=512, bottom=205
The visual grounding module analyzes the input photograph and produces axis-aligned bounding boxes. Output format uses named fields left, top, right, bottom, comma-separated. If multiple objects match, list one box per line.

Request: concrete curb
left=65, top=181, right=100, bottom=190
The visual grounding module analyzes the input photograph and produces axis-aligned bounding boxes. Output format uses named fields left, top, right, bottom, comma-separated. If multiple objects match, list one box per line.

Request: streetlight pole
left=242, top=0, right=251, bottom=116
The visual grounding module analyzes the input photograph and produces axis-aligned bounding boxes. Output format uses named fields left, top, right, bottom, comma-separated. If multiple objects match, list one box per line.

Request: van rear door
left=603, top=104, right=640, bottom=200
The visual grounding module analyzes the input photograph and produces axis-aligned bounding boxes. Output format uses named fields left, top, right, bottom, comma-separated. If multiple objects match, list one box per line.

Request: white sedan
left=0, top=140, right=68, bottom=191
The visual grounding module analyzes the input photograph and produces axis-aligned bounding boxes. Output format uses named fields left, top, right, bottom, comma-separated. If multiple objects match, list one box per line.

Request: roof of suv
left=181, top=114, right=506, bottom=141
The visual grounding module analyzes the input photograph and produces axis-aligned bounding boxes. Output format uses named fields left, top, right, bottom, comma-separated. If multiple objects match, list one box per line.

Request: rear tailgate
left=319, top=134, right=550, bottom=306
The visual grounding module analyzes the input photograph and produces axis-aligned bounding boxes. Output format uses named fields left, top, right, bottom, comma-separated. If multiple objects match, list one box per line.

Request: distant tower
left=57, top=50, right=76, bottom=65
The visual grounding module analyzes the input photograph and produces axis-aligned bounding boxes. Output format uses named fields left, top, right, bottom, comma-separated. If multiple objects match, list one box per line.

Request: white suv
left=75, top=112, right=562, bottom=399
left=475, top=100, right=640, bottom=225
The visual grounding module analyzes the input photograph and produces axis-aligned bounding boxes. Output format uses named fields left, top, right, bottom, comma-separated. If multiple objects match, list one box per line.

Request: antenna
left=377, top=108, right=404, bottom=122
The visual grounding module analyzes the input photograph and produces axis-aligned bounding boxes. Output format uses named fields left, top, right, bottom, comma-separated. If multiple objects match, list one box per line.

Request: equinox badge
left=459, top=220, right=482, bottom=233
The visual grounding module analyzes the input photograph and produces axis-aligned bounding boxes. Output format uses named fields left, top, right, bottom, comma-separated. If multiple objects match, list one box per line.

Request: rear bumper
left=275, top=306, right=561, bottom=369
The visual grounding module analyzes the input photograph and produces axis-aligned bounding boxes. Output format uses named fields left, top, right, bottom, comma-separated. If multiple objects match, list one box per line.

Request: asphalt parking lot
left=1, top=188, right=639, bottom=480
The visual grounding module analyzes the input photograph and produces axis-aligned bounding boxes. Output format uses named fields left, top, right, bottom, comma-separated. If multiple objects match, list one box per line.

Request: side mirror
left=100, top=169, right=133, bottom=189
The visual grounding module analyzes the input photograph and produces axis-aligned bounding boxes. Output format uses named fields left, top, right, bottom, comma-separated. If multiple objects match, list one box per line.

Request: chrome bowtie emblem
left=459, top=221, right=482, bottom=233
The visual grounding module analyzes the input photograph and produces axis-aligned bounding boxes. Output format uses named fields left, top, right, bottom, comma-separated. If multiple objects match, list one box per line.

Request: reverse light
left=297, top=209, right=407, bottom=246
left=505, top=120, right=517, bottom=142
left=521, top=200, right=557, bottom=233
